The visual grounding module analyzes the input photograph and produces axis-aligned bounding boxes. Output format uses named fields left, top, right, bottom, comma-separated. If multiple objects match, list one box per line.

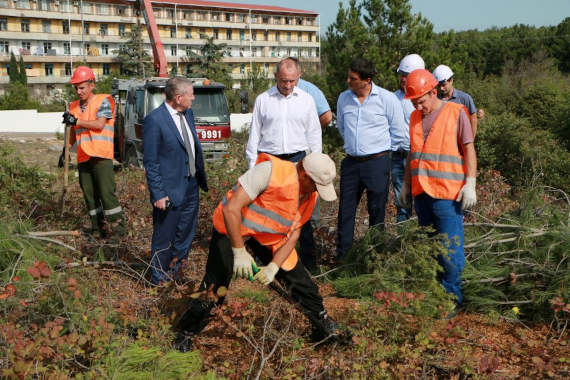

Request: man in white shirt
left=245, top=58, right=322, bottom=270
left=245, top=59, right=322, bottom=168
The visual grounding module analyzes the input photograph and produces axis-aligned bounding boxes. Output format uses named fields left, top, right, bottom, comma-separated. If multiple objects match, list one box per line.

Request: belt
left=260, top=151, right=304, bottom=160
left=347, top=151, right=389, bottom=162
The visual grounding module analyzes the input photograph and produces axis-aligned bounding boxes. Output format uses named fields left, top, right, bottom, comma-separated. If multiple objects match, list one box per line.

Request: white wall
left=0, top=110, right=64, bottom=134
left=230, top=113, right=252, bottom=133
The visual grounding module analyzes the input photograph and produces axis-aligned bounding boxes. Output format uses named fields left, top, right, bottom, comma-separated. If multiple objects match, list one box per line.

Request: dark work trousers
left=178, top=228, right=326, bottom=334
left=336, top=154, right=390, bottom=260
left=150, top=175, right=199, bottom=285
left=264, top=150, right=318, bottom=269
left=78, top=157, right=125, bottom=235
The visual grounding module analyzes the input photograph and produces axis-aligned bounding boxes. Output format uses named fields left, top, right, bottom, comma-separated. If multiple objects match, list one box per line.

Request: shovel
left=60, top=101, right=71, bottom=216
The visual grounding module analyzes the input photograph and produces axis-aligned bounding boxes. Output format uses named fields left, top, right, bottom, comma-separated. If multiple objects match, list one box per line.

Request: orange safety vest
left=212, top=153, right=318, bottom=271
left=409, top=102, right=466, bottom=200
left=69, top=94, right=115, bottom=164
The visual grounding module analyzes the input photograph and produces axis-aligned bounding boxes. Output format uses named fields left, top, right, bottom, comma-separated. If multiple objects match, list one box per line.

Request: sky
left=228, top=0, right=570, bottom=33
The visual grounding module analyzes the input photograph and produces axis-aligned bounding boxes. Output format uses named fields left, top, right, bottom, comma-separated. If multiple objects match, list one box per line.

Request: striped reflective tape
left=410, top=152, right=464, bottom=165
left=411, top=168, right=465, bottom=181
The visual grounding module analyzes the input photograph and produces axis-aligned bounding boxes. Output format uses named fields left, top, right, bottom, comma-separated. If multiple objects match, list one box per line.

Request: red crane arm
left=137, top=0, right=168, bottom=78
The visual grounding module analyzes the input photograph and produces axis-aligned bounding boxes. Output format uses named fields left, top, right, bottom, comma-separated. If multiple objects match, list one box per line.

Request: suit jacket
left=143, top=102, right=208, bottom=206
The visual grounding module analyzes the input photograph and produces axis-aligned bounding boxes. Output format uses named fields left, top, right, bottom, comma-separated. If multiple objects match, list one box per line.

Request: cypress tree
left=18, top=55, right=27, bottom=85
left=8, top=52, right=18, bottom=83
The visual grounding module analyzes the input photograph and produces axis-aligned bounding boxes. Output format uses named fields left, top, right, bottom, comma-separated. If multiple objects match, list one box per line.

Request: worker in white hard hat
left=433, top=65, right=478, bottom=137
left=392, top=53, right=425, bottom=222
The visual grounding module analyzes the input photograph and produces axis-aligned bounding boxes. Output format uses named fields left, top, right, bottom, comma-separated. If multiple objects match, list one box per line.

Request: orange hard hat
left=404, top=69, right=438, bottom=99
left=69, top=66, right=96, bottom=84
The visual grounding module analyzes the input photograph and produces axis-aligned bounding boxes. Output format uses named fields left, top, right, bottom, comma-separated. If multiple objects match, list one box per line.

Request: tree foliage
left=114, top=23, right=153, bottom=78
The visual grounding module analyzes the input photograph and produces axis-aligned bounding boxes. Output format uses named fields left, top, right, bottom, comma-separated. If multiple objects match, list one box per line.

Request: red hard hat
left=404, top=69, right=438, bottom=99
left=69, top=66, right=96, bottom=84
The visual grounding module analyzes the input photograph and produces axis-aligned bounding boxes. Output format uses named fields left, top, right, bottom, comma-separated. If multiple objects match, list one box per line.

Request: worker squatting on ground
left=173, top=152, right=352, bottom=352
left=61, top=66, right=125, bottom=238
left=392, top=53, right=426, bottom=223
left=399, top=69, right=477, bottom=314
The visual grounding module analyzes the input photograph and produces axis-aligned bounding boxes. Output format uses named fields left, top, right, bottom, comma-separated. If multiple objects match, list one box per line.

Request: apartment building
left=0, top=0, right=320, bottom=96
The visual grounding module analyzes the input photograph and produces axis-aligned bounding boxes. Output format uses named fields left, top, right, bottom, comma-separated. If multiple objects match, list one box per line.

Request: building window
left=263, top=31, right=268, bottom=41
left=153, top=9, right=160, bottom=19
left=275, top=32, right=280, bottom=42
left=239, top=64, right=245, bottom=74
left=236, top=14, right=244, bottom=23
left=117, top=6, right=126, bottom=16
left=42, top=20, right=51, bottom=33
left=185, top=27, right=191, bottom=39
left=170, top=26, right=176, bottom=38
left=118, top=23, right=125, bottom=36
left=199, top=28, right=205, bottom=38
left=226, top=30, right=232, bottom=40
left=83, top=23, right=90, bottom=35
left=0, top=41, right=8, bottom=54
left=101, top=43, right=108, bottom=55
left=99, top=24, right=108, bottom=36
left=45, top=63, right=54, bottom=76
left=103, top=63, right=110, bottom=75
left=285, top=17, right=291, bottom=25
left=84, top=43, right=90, bottom=54
left=250, top=14, right=258, bottom=23
left=16, top=0, right=30, bottom=9
left=262, top=16, right=269, bottom=24
left=225, top=13, right=232, bottom=22
left=239, top=30, right=245, bottom=41
left=298, top=32, right=302, bottom=42
left=213, top=29, right=218, bottom=39
left=170, top=45, right=177, bottom=56
left=308, top=33, right=313, bottom=42
left=60, top=1, right=71, bottom=12
left=0, top=18, right=6, bottom=32
left=185, top=45, right=192, bottom=56
left=43, top=42, right=52, bottom=53
left=251, top=31, right=256, bottom=41
left=0, top=0, right=9, bottom=7
left=21, top=20, right=30, bottom=33
left=81, top=2, right=90, bottom=13
left=97, top=4, right=109, bottom=15
left=62, top=20, right=70, bottom=34
left=287, top=32, right=291, bottom=42
left=65, top=63, right=72, bottom=75
left=166, top=9, right=174, bottom=19
left=198, top=11, right=206, bottom=21
left=63, top=42, right=70, bottom=55
left=21, top=42, right=31, bottom=51
left=252, top=47, right=257, bottom=57
left=297, top=17, right=303, bottom=25
left=212, top=12, right=219, bottom=21
left=38, top=0, right=51, bottom=11
left=183, top=11, right=191, bottom=20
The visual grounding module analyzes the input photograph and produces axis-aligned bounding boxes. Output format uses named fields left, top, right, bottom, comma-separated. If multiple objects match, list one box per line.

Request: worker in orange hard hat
left=399, top=69, right=477, bottom=317
left=61, top=66, right=125, bottom=239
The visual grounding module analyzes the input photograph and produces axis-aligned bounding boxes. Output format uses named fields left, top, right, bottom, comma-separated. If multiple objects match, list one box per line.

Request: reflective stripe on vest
left=409, top=102, right=467, bottom=200
left=70, top=94, right=116, bottom=163
left=212, top=153, right=318, bottom=270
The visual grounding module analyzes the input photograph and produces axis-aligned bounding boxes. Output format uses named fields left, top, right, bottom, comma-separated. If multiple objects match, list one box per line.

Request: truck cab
left=112, top=77, right=231, bottom=167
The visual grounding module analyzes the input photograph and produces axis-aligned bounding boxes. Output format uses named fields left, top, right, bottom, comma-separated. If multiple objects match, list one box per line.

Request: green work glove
left=232, top=247, right=255, bottom=280
left=253, top=262, right=279, bottom=286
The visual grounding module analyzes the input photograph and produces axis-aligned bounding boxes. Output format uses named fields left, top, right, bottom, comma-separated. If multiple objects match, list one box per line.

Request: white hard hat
left=433, top=65, right=454, bottom=82
left=397, top=54, right=425, bottom=75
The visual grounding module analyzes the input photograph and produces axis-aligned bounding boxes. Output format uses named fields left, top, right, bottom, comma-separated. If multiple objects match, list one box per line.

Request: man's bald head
left=275, top=57, right=301, bottom=76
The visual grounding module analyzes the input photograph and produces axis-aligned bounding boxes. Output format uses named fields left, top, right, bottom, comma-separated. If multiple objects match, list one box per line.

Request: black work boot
left=308, top=311, right=353, bottom=345
left=174, top=299, right=215, bottom=352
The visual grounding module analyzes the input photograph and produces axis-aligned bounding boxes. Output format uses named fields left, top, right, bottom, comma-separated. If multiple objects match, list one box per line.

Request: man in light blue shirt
left=336, top=58, right=406, bottom=260
left=392, top=53, right=425, bottom=222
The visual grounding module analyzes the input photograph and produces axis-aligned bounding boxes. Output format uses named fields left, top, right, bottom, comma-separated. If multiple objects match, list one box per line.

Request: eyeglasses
left=438, top=78, right=452, bottom=85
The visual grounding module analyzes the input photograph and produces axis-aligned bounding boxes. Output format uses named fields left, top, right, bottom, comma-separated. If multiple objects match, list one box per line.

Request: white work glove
left=398, top=184, right=411, bottom=210
left=232, top=247, right=255, bottom=280
left=456, top=177, right=477, bottom=210
left=253, top=262, right=279, bottom=286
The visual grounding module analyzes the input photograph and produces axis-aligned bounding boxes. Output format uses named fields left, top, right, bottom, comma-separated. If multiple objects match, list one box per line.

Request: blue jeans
left=337, top=154, right=390, bottom=260
left=414, top=193, right=465, bottom=304
left=391, top=150, right=412, bottom=222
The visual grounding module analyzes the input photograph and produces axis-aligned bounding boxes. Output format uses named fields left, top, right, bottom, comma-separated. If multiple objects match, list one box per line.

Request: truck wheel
left=125, top=145, right=141, bottom=169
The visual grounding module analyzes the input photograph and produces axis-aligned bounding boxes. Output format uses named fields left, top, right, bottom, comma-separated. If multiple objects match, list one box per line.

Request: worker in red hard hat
left=399, top=69, right=477, bottom=317
left=61, top=66, right=125, bottom=239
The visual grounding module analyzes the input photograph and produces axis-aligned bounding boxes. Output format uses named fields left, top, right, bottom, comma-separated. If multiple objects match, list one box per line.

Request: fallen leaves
left=26, top=261, right=51, bottom=280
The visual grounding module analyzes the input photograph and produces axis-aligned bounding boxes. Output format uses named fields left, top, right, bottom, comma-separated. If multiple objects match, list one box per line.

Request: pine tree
left=114, top=23, right=153, bottom=77
left=8, top=52, right=19, bottom=83
left=187, top=36, right=231, bottom=84
left=18, top=56, right=27, bottom=86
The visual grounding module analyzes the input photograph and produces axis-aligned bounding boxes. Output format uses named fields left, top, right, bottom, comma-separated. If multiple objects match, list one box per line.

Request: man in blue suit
left=143, top=77, right=208, bottom=285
